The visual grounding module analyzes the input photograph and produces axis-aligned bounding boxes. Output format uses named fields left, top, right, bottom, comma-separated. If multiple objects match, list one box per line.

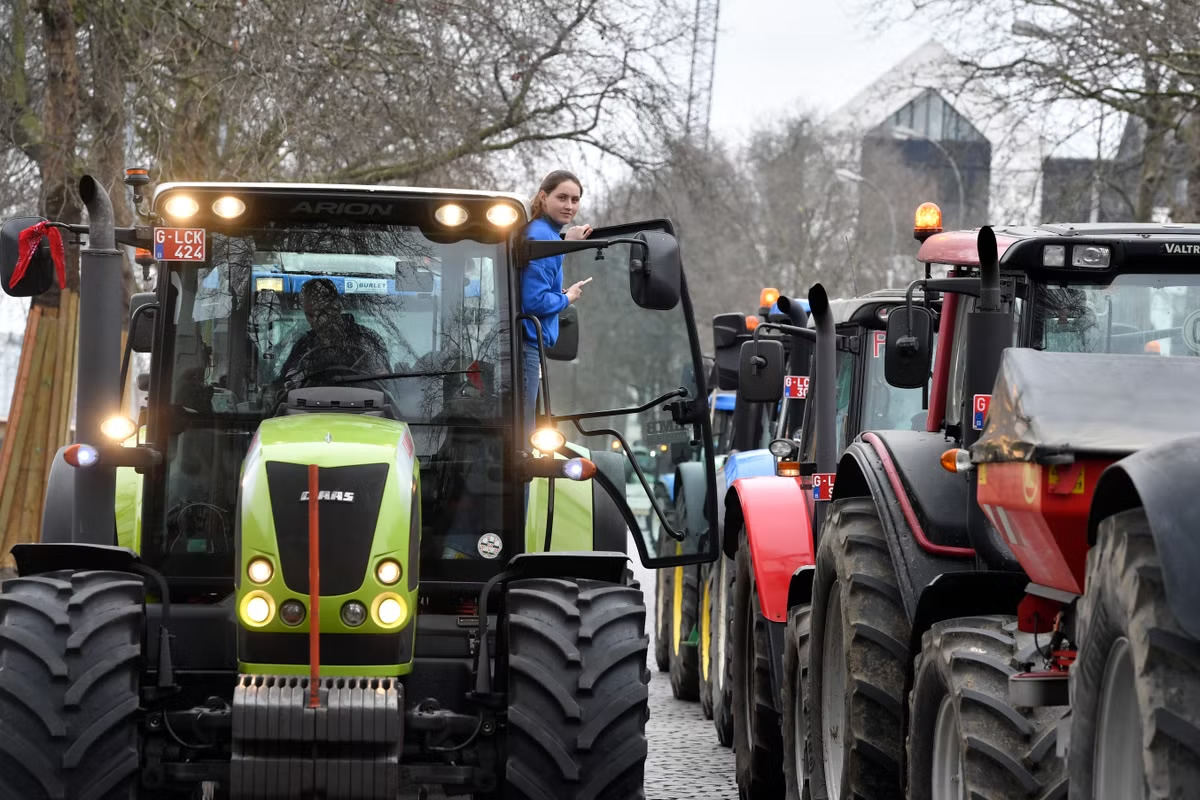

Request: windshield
left=1032, top=274, right=1200, bottom=357
left=862, top=328, right=936, bottom=432
left=169, top=227, right=507, bottom=423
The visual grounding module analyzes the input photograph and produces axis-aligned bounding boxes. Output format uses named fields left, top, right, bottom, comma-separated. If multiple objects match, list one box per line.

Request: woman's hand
left=564, top=224, right=593, bottom=240
left=566, top=277, right=592, bottom=303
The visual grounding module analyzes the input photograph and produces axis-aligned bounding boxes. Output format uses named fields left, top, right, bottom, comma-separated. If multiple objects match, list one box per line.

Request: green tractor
left=0, top=175, right=718, bottom=799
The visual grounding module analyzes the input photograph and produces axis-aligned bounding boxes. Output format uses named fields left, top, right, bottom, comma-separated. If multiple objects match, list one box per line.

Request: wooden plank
left=0, top=307, right=42, bottom=525
left=16, top=313, right=57, bottom=550
left=0, top=309, right=51, bottom=564
left=44, top=293, right=73, bottom=487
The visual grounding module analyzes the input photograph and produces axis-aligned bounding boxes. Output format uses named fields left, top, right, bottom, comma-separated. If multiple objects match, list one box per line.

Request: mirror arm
left=755, top=320, right=816, bottom=342
left=522, top=236, right=647, bottom=262
left=573, top=419, right=685, bottom=542
left=551, top=388, right=687, bottom=424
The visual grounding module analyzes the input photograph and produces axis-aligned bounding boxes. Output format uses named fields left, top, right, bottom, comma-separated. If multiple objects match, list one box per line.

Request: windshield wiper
left=331, top=369, right=480, bottom=384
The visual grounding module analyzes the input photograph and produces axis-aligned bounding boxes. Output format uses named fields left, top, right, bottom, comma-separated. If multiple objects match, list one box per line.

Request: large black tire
left=0, top=569, right=144, bottom=800
left=711, top=551, right=735, bottom=747
left=505, top=577, right=650, bottom=800
left=1068, top=508, right=1200, bottom=799
left=668, top=484, right=700, bottom=702
left=732, top=528, right=785, bottom=798
left=781, top=604, right=812, bottom=800
left=698, top=563, right=715, bottom=719
left=654, top=534, right=673, bottom=673
left=668, top=563, right=700, bottom=702
left=907, top=615, right=1067, bottom=799
left=807, top=497, right=908, bottom=799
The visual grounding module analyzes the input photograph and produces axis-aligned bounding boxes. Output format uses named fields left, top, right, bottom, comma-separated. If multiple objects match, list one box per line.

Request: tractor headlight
left=240, top=592, right=275, bottom=627
left=279, top=599, right=306, bottom=626
left=373, top=594, right=408, bottom=629
left=341, top=601, right=368, bottom=627
left=212, top=195, right=246, bottom=219
left=247, top=557, right=274, bottom=585
left=376, top=559, right=402, bottom=586
left=163, top=195, right=199, bottom=219
left=530, top=427, right=565, bottom=453
left=100, top=416, right=138, bottom=442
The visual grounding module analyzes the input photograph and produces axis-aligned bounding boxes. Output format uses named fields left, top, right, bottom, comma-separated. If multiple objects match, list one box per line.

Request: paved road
left=633, top=550, right=738, bottom=800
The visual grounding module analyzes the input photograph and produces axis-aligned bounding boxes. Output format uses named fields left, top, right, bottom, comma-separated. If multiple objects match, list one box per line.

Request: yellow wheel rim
left=701, top=577, right=711, bottom=680
left=672, top=541, right=684, bottom=656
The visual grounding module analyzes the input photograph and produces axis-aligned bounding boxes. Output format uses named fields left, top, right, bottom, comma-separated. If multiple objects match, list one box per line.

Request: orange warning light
left=759, top=288, right=780, bottom=308
left=745, top=315, right=760, bottom=331
left=914, top=202, right=943, bottom=241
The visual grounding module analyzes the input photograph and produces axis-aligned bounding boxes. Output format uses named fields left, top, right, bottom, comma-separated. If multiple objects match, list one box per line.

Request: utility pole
left=684, top=0, right=721, bottom=150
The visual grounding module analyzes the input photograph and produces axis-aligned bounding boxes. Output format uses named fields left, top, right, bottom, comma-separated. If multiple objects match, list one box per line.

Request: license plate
left=154, top=227, right=206, bottom=261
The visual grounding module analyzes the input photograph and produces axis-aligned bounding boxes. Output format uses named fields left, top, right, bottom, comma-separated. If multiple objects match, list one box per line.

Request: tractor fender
left=830, top=431, right=978, bottom=621
left=589, top=450, right=629, bottom=554
left=674, top=460, right=709, bottom=542
left=717, top=448, right=778, bottom=556
left=723, top=475, right=814, bottom=623
left=1088, top=434, right=1200, bottom=640
left=41, top=446, right=77, bottom=544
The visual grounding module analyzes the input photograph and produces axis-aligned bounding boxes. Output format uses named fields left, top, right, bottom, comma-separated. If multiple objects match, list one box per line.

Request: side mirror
left=629, top=231, right=681, bottom=311
left=712, top=312, right=746, bottom=349
left=0, top=216, right=58, bottom=297
left=129, top=292, right=158, bottom=353
left=884, top=306, right=934, bottom=388
left=545, top=304, right=579, bottom=361
left=737, top=339, right=785, bottom=403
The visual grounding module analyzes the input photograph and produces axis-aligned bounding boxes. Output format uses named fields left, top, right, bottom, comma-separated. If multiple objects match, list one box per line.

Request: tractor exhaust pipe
left=809, top=284, right=835, bottom=544
left=776, top=295, right=812, bottom=439
left=963, top=225, right=1023, bottom=571
left=73, top=176, right=125, bottom=545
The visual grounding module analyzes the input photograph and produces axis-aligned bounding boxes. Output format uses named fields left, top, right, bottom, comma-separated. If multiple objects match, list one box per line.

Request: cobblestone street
left=634, top=553, right=738, bottom=800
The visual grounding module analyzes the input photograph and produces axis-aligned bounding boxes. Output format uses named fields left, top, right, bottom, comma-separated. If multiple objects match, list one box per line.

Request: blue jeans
left=522, top=340, right=542, bottom=450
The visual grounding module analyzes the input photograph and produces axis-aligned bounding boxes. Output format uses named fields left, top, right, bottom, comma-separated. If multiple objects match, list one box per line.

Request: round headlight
left=240, top=592, right=275, bottom=627
left=376, top=597, right=405, bottom=627
left=530, top=427, right=565, bottom=453
left=376, top=559, right=402, bottom=586
left=435, top=204, right=468, bottom=226
left=163, top=195, right=199, bottom=219
left=247, top=557, right=274, bottom=584
left=100, top=416, right=138, bottom=442
left=768, top=438, right=796, bottom=459
left=341, top=600, right=368, bottom=627
left=279, top=599, right=306, bottom=626
left=486, top=203, right=520, bottom=227
left=212, top=195, right=246, bottom=219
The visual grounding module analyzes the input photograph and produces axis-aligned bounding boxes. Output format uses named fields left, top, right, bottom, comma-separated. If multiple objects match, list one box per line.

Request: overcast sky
left=707, top=1, right=944, bottom=143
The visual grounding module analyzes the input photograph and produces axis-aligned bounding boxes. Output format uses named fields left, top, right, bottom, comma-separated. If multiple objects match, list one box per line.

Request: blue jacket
left=520, top=216, right=570, bottom=347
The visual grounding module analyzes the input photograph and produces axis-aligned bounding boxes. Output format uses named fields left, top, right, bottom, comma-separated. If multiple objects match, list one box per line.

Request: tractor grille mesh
left=266, top=462, right=389, bottom=595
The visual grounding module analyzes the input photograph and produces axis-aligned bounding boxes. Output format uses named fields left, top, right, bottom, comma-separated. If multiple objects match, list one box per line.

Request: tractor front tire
left=711, top=552, right=736, bottom=747
left=906, top=616, right=1067, bottom=799
left=505, top=577, right=650, bottom=800
left=732, top=528, right=785, bottom=798
left=807, top=497, right=908, bottom=799
left=668, top=563, right=701, bottom=702
left=698, top=564, right=714, bottom=719
left=0, top=569, right=144, bottom=800
left=781, top=604, right=812, bottom=800
left=654, top=535, right=673, bottom=673
left=1069, top=507, right=1200, bottom=799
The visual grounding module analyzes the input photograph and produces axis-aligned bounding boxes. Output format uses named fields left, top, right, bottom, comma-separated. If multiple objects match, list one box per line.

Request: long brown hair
left=530, top=170, right=583, bottom=220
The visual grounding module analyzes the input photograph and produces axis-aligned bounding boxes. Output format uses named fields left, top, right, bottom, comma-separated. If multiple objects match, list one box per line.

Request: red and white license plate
left=813, top=473, right=836, bottom=501
left=154, top=227, right=206, bottom=261
left=784, top=374, right=809, bottom=399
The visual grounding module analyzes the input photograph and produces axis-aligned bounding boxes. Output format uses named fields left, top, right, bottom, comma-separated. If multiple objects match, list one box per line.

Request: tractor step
left=1009, top=670, right=1069, bottom=707
left=231, top=674, right=402, bottom=800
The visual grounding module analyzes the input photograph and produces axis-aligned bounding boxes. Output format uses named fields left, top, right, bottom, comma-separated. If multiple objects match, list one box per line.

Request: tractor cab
left=0, top=176, right=718, bottom=800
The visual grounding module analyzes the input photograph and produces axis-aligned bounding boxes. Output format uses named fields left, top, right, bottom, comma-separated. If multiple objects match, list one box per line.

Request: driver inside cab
left=279, top=277, right=391, bottom=380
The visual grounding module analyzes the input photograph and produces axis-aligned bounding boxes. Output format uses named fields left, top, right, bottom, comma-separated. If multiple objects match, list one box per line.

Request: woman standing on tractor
left=521, top=170, right=593, bottom=445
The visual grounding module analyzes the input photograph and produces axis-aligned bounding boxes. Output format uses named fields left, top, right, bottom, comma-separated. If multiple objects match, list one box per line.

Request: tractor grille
left=266, top=462, right=389, bottom=596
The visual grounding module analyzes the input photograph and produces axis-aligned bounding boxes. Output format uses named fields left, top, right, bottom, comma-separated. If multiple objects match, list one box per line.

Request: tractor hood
left=238, top=412, right=420, bottom=631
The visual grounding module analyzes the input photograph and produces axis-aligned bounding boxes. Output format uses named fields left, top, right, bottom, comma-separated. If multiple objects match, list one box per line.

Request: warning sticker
left=784, top=375, right=809, bottom=399
left=477, top=532, right=503, bottom=560
left=1048, top=464, right=1085, bottom=494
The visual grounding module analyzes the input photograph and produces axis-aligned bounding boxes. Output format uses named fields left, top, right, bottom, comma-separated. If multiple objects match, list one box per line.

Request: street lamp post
left=836, top=167, right=901, bottom=286
left=891, top=124, right=967, bottom=228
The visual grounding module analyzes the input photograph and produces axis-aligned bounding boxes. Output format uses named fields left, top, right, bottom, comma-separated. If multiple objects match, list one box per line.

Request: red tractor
left=797, top=207, right=1200, bottom=799
left=724, top=280, right=940, bottom=798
